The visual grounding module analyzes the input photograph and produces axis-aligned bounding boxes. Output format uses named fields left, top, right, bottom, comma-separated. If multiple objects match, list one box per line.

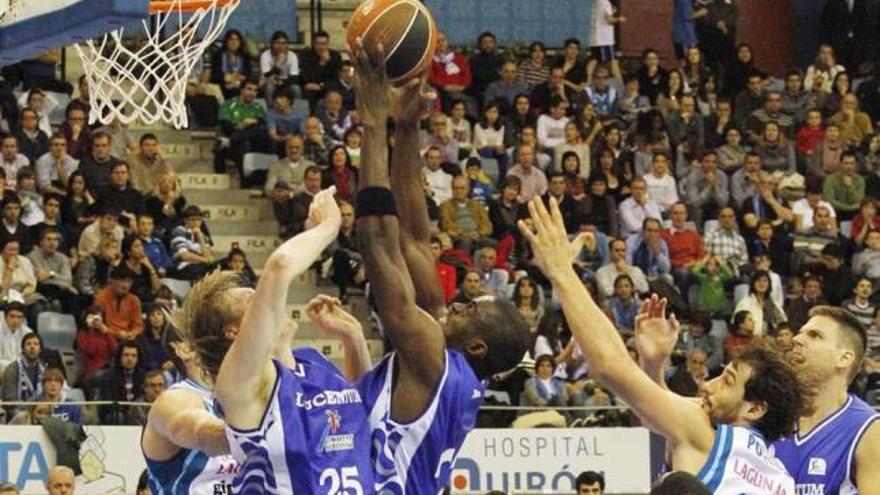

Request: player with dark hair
left=650, top=472, right=711, bottom=495
left=350, top=43, right=531, bottom=493
left=773, top=306, right=880, bottom=494
left=517, top=197, right=804, bottom=494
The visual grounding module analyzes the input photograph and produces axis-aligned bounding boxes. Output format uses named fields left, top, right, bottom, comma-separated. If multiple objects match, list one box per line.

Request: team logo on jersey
left=319, top=409, right=355, bottom=453
left=808, top=457, right=827, bottom=476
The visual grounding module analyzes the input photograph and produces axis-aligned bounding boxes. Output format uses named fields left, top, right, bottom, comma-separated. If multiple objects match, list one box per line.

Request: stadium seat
left=839, top=220, right=853, bottom=238
left=479, top=157, right=500, bottom=185
left=292, top=98, right=310, bottom=123
left=161, top=278, right=192, bottom=300
left=710, top=319, right=729, bottom=339
left=703, top=220, right=720, bottom=234
left=242, top=152, right=277, bottom=180
left=733, top=284, right=750, bottom=306
left=37, top=312, right=77, bottom=353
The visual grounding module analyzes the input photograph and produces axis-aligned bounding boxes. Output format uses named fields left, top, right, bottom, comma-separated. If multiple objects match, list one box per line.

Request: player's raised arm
left=388, top=78, right=446, bottom=317
left=146, top=389, right=229, bottom=457
left=518, top=197, right=713, bottom=450
left=215, top=187, right=342, bottom=430
left=352, top=42, right=446, bottom=421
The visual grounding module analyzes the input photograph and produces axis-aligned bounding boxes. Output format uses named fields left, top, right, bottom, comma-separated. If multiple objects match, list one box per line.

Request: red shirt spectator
left=660, top=204, right=705, bottom=269
left=75, top=307, right=118, bottom=381
left=94, top=266, right=143, bottom=340
left=796, top=124, right=825, bottom=156
left=429, top=34, right=472, bottom=90
left=437, top=262, right=457, bottom=303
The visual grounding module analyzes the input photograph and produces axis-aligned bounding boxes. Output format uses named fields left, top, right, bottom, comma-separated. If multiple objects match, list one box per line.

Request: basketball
left=346, top=0, right=437, bottom=84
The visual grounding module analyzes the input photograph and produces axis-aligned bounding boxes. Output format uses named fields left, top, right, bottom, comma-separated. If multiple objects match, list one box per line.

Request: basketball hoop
left=74, top=0, right=239, bottom=129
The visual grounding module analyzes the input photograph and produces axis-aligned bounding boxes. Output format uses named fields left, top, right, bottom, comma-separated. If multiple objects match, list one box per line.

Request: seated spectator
left=512, top=125, right=553, bottom=171
left=35, top=135, right=78, bottom=196
left=704, top=98, right=736, bottom=152
left=169, top=206, right=215, bottom=280
left=266, top=90, right=302, bottom=154
left=829, top=93, right=873, bottom=148
left=302, top=115, right=334, bottom=165
left=793, top=178, right=837, bottom=232
left=733, top=270, right=786, bottom=336
left=690, top=255, right=735, bottom=317
left=75, top=306, right=117, bottom=389
left=666, top=94, right=704, bottom=153
left=214, top=80, right=268, bottom=175
left=121, top=235, right=161, bottom=304
left=512, top=276, right=544, bottom=331
left=676, top=311, right=724, bottom=373
left=703, top=207, right=749, bottom=271
left=823, top=151, right=865, bottom=221
left=556, top=129, right=590, bottom=181
left=423, top=146, right=454, bottom=205
left=746, top=91, right=794, bottom=142
left=626, top=217, right=671, bottom=283
left=667, top=348, right=709, bottom=397
left=2, top=332, right=46, bottom=418
left=523, top=354, right=573, bottom=417
left=299, top=30, right=343, bottom=111
left=596, top=238, right=650, bottom=298
left=0, top=195, right=32, bottom=254
left=95, top=118, right=137, bottom=160
left=135, top=214, right=173, bottom=277
left=474, top=102, right=508, bottom=177
left=78, top=206, right=124, bottom=258
left=785, top=275, right=827, bottom=332
left=474, top=247, right=509, bottom=298
left=324, top=61, right=355, bottom=112
left=531, top=66, right=577, bottom=117
left=19, top=89, right=56, bottom=136
left=34, top=367, right=82, bottom=425
left=853, top=230, right=880, bottom=281
left=517, top=41, right=550, bottom=90
left=618, top=177, right=662, bottom=238
left=58, top=104, right=91, bottom=160
left=135, top=303, right=173, bottom=373
left=429, top=237, right=458, bottom=303
left=484, top=61, right=528, bottom=114
left=753, top=121, right=796, bottom=174
left=315, top=90, right=351, bottom=142
left=730, top=151, right=762, bottom=208
left=642, top=152, right=678, bottom=213
left=606, top=274, right=640, bottom=335
left=275, top=165, right=321, bottom=238
left=536, top=96, right=570, bottom=153
left=488, top=176, right=523, bottom=241
left=542, top=172, right=586, bottom=234
left=76, top=131, right=119, bottom=192
left=28, top=227, right=79, bottom=315
left=94, top=265, right=143, bottom=341
left=326, top=201, right=363, bottom=301
left=13, top=108, right=49, bottom=164
left=446, top=100, right=473, bottom=157
left=99, top=342, right=145, bottom=424
left=15, top=168, right=43, bottom=227
left=842, top=277, right=876, bottom=329
left=130, top=368, right=168, bottom=425
left=816, top=243, right=854, bottom=305
left=60, top=171, right=97, bottom=236
left=125, top=134, right=173, bottom=194
left=220, top=247, right=258, bottom=287
left=748, top=220, right=791, bottom=276
left=321, top=145, right=357, bottom=203
left=259, top=31, right=300, bottom=104
left=806, top=123, right=845, bottom=178
left=723, top=310, right=757, bottom=362
left=428, top=32, right=474, bottom=116
left=662, top=202, right=705, bottom=291
left=265, top=135, right=314, bottom=197
left=45, top=466, right=75, bottom=495
left=463, top=158, right=493, bottom=205
left=581, top=175, right=617, bottom=237
left=209, top=29, right=252, bottom=99
left=796, top=109, right=825, bottom=160
left=422, top=113, right=460, bottom=163
left=792, top=206, right=844, bottom=273
left=679, top=151, right=729, bottom=228
left=716, top=127, right=747, bottom=175
left=96, top=162, right=144, bottom=227
left=0, top=238, right=44, bottom=320
left=575, top=472, right=606, bottom=495
left=440, top=176, right=493, bottom=253
left=0, top=135, right=29, bottom=191
left=504, top=94, right=537, bottom=147
left=740, top=171, right=795, bottom=228
left=342, top=127, right=361, bottom=168
left=507, top=144, right=548, bottom=202
left=27, top=194, right=70, bottom=267
left=6, top=402, right=47, bottom=426
left=851, top=198, right=880, bottom=248
left=74, top=237, right=120, bottom=299
left=0, top=302, right=31, bottom=372
left=453, top=269, right=489, bottom=304
left=143, top=171, right=186, bottom=239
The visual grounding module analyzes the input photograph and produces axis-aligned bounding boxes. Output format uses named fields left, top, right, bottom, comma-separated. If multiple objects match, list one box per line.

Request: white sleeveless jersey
left=144, top=379, right=239, bottom=495
left=697, top=424, right=795, bottom=495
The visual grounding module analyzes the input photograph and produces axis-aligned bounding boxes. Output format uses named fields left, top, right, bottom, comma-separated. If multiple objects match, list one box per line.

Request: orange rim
left=149, top=0, right=235, bottom=13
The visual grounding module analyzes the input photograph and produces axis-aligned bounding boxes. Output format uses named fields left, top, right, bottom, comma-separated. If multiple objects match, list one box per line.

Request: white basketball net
left=74, top=0, right=239, bottom=128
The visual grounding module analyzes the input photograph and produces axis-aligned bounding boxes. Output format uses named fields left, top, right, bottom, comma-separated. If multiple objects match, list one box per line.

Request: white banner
left=450, top=428, right=652, bottom=494
left=0, top=426, right=145, bottom=494
left=0, top=426, right=651, bottom=494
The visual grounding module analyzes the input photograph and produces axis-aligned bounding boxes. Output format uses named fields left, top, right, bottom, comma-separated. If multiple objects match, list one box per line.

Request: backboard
left=0, top=0, right=149, bottom=64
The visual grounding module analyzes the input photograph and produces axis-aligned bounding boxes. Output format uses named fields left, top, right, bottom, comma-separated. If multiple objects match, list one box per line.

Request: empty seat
left=37, top=312, right=77, bottom=353
left=242, top=152, right=278, bottom=180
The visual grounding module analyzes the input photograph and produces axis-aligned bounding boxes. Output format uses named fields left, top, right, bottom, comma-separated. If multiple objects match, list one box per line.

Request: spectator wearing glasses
left=58, top=103, right=91, bottom=160
left=12, top=108, right=49, bottom=164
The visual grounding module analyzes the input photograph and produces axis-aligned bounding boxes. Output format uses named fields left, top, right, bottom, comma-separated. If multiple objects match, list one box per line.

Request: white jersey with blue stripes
left=697, top=424, right=795, bottom=495
left=144, top=379, right=239, bottom=495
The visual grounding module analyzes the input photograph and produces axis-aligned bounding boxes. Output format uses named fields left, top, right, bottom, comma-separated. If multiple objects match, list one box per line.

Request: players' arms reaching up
left=634, top=295, right=681, bottom=391
left=517, top=197, right=715, bottom=456
left=352, top=41, right=446, bottom=422
left=306, top=294, right=372, bottom=381
left=388, top=77, right=446, bottom=317
left=215, top=187, right=342, bottom=430
left=146, top=389, right=229, bottom=457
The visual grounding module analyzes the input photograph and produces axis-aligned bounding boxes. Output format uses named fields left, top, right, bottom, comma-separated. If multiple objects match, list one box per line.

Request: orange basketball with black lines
left=347, top=0, right=437, bottom=84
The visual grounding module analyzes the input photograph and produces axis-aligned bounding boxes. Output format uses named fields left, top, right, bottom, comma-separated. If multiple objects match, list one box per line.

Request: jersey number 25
left=319, top=466, right=363, bottom=495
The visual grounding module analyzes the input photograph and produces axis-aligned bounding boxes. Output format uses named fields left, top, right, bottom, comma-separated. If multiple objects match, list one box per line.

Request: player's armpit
left=147, top=389, right=230, bottom=458
left=854, top=421, right=880, bottom=495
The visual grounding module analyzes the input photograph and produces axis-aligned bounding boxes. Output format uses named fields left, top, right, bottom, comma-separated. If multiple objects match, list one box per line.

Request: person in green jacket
left=690, top=255, right=734, bottom=317
left=822, top=150, right=865, bottom=219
